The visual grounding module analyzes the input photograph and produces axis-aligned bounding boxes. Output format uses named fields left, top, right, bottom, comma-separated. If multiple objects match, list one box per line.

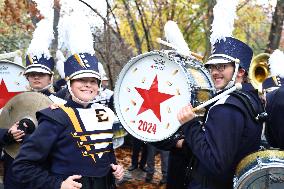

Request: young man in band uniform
left=178, top=37, right=264, bottom=189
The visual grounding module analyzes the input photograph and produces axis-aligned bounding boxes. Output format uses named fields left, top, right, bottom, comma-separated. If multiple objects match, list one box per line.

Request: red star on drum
left=0, top=60, right=29, bottom=111
left=135, top=75, right=174, bottom=122
left=114, top=51, right=212, bottom=141
left=0, top=79, right=21, bottom=109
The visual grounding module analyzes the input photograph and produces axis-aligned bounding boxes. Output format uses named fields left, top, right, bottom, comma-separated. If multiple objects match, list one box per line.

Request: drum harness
left=184, top=90, right=267, bottom=188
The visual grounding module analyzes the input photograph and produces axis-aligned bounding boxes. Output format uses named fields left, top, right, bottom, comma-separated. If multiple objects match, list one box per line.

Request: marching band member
left=1, top=45, right=59, bottom=189
left=177, top=0, right=264, bottom=188
left=0, top=1, right=66, bottom=188
left=13, top=52, right=124, bottom=189
left=12, top=0, right=124, bottom=187
left=178, top=37, right=264, bottom=189
left=95, top=63, right=114, bottom=110
left=262, top=49, right=284, bottom=149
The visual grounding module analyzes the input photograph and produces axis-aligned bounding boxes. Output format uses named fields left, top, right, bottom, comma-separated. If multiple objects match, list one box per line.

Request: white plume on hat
left=32, top=0, right=54, bottom=19
left=58, top=0, right=96, bottom=55
left=210, top=0, right=238, bottom=46
left=55, top=50, right=66, bottom=78
left=58, top=0, right=107, bottom=54
left=58, top=0, right=106, bottom=33
left=27, top=0, right=54, bottom=58
left=269, top=49, right=284, bottom=78
left=98, top=62, right=106, bottom=76
left=164, top=20, right=190, bottom=56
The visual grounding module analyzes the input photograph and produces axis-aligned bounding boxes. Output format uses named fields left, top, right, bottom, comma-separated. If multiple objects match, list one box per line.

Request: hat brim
left=24, top=67, right=52, bottom=75
left=205, top=58, right=232, bottom=66
left=71, top=72, right=101, bottom=80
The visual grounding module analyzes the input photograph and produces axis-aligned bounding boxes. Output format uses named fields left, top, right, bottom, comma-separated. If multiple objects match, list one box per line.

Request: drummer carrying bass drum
left=177, top=37, right=265, bottom=189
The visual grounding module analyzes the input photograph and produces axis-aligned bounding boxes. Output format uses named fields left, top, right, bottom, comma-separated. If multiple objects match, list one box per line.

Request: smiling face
left=26, top=72, right=52, bottom=90
left=70, top=77, right=99, bottom=103
left=207, top=63, right=235, bottom=90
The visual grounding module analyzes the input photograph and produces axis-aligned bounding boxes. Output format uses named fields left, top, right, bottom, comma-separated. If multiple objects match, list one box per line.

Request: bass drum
left=0, top=60, right=29, bottom=112
left=234, top=149, right=284, bottom=189
left=114, top=50, right=215, bottom=142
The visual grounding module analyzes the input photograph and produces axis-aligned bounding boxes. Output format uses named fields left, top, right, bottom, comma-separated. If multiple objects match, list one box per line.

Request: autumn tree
left=0, top=0, right=34, bottom=53
left=266, top=0, right=284, bottom=52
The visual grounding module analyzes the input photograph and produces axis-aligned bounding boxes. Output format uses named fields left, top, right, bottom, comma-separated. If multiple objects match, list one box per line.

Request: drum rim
left=114, top=50, right=192, bottom=142
left=234, top=163, right=284, bottom=188
left=0, top=60, right=25, bottom=69
left=235, top=149, right=284, bottom=176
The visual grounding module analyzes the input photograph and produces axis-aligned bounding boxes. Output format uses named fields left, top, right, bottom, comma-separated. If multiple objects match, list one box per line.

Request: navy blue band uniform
left=12, top=97, right=116, bottom=189
left=182, top=83, right=263, bottom=189
left=264, top=77, right=284, bottom=149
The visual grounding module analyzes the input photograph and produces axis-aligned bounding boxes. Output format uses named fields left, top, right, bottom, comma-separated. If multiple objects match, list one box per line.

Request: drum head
left=0, top=60, right=29, bottom=110
left=114, top=51, right=195, bottom=142
left=234, top=150, right=284, bottom=189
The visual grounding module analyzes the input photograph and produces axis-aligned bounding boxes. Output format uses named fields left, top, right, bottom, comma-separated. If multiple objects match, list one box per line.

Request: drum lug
left=256, top=157, right=263, bottom=168
left=233, top=177, right=238, bottom=188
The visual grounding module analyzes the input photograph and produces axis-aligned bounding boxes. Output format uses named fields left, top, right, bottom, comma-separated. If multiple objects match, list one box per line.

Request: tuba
left=248, top=53, right=270, bottom=92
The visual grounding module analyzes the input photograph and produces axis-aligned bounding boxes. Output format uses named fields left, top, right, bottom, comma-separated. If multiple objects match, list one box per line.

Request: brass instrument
left=248, top=53, right=270, bottom=92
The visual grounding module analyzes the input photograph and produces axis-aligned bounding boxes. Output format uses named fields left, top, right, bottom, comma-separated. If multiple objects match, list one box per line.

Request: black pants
left=131, top=137, right=147, bottom=167
left=79, top=172, right=116, bottom=189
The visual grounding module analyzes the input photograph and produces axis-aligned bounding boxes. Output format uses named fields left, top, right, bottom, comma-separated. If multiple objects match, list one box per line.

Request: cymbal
left=0, top=92, right=53, bottom=158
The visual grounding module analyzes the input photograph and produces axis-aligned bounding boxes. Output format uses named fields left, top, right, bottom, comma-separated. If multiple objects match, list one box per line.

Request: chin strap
left=31, top=83, right=53, bottom=92
left=224, top=62, right=240, bottom=90
left=29, top=75, right=54, bottom=93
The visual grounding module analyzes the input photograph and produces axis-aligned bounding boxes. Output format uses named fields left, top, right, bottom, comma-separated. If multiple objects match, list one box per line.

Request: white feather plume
left=27, top=18, right=54, bottom=58
left=98, top=62, right=106, bottom=76
left=56, top=50, right=66, bottom=78
left=58, top=0, right=95, bottom=55
left=269, top=49, right=284, bottom=78
left=210, top=0, right=238, bottom=46
left=27, top=0, right=54, bottom=58
left=58, top=0, right=106, bottom=34
left=164, top=21, right=190, bottom=56
left=32, top=0, right=54, bottom=19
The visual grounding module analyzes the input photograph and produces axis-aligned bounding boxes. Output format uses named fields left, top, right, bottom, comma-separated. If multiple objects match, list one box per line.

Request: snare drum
left=114, top=50, right=214, bottom=142
left=234, top=149, right=284, bottom=189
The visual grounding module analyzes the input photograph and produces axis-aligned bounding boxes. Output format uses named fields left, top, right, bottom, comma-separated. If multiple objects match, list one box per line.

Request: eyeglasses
left=207, top=64, right=232, bottom=72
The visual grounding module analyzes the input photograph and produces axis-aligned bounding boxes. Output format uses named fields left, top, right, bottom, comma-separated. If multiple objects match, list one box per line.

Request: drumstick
left=192, top=83, right=242, bottom=112
left=156, top=38, right=203, bottom=60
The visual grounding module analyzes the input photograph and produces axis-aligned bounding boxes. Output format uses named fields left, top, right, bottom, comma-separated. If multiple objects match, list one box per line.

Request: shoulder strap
left=230, top=91, right=266, bottom=123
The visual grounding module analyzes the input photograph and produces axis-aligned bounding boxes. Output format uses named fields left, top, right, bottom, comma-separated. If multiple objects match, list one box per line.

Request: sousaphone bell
left=0, top=92, right=52, bottom=158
